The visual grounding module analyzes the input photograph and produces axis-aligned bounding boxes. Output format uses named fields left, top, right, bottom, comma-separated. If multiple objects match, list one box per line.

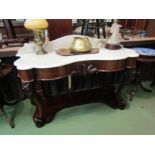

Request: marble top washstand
left=14, top=35, right=139, bottom=70
left=13, top=35, right=139, bottom=127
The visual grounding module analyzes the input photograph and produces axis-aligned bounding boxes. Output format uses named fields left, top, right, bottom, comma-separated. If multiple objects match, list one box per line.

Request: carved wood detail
left=17, top=57, right=137, bottom=127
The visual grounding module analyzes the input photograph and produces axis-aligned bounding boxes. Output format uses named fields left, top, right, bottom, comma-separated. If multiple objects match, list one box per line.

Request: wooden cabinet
left=146, top=19, right=155, bottom=37
left=119, top=19, right=149, bottom=30
left=47, top=19, right=73, bottom=40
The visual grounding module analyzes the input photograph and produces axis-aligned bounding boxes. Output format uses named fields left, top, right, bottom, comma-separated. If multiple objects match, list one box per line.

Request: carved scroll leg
left=31, top=93, right=46, bottom=128
left=32, top=81, right=47, bottom=128
left=22, top=81, right=46, bottom=127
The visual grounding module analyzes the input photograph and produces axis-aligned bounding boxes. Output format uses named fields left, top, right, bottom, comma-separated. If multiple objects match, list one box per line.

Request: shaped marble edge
left=14, top=35, right=139, bottom=70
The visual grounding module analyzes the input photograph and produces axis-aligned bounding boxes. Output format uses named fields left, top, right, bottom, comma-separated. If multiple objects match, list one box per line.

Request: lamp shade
left=24, top=19, right=48, bottom=30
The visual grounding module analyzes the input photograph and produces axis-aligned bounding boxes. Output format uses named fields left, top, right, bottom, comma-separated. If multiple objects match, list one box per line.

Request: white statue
left=107, top=19, right=122, bottom=45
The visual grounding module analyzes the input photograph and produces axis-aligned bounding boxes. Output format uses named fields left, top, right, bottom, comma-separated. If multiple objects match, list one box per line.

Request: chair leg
left=0, top=107, right=15, bottom=128
left=129, top=71, right=138, bottom=101
left=100, top=20, right=106, bottom=38
left=81, top=20, right=86, bottom=35
left=85, top=21, right=89, bottom=35
left=96, top=20, right=100, bottom=38
left=102, top=26, right=106, bottom=38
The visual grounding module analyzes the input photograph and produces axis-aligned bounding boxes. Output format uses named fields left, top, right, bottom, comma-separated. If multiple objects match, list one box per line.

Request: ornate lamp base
left=105, top=43, right=122, bottom=50
left=35, top=44, right=47, bottom=55
left=34, top=30, right=47, bottom=55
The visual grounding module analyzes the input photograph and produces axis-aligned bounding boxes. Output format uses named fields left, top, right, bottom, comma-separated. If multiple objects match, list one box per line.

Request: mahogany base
left=32, top=87, right=126, bottom=128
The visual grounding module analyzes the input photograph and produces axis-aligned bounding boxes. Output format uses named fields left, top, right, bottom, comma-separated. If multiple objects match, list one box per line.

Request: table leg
left=81, top=19, right=86, bottom=35
left=32, top=93, right=46, bottom=128
left=22, top=81, right=46, bottom=127
left=96, top=20, right=100, bottom=39
left=129, top=62, right=152, bottom=101
left=115, top=71, right=127, bottom=109
left=128, top=68, right=138, bottom=101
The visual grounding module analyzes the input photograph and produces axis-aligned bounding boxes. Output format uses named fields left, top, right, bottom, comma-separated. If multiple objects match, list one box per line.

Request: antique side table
left=14, top=40, right=138, bottom=127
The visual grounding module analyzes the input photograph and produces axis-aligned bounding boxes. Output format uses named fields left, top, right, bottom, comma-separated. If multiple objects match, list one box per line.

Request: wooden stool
left=129, top=48, right=155, bottom=101
left=0, top=64, right=15, bottom=128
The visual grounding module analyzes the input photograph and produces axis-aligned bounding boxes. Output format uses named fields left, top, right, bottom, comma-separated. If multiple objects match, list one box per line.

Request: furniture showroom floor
left=1, top=82, right=155, bottom=135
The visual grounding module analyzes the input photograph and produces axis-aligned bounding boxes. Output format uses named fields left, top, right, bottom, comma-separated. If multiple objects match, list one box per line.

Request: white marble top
left=14, top=35, right=139, bottom=70
left=14, top=48, right=139, bottom=70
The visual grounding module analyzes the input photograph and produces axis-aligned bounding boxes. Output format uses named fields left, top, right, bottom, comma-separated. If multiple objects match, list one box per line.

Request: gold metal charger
left=56, top=48, right=99, bottom=56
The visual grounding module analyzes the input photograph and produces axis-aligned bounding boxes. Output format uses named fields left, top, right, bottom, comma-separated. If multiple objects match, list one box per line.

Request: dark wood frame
left=16, top=57, right=137, bottom=127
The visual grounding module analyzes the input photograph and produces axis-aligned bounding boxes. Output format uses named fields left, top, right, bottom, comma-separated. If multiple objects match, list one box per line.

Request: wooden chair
left=119, top=19, right=149, bottom=38
left=0, top=63, right=16, bottom=128
left=81, top=19, right=106, bottom=39
left=1, top=19, right=29, bottom=46
left=47, top=19, right=73, bottom=41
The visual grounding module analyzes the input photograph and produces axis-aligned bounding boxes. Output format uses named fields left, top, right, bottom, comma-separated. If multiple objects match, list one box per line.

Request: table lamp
left=24, top=19, right=48, bottom=55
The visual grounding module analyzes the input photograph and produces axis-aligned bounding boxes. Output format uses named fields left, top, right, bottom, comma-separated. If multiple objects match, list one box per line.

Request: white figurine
left=107, top=19, right=122, bottom=45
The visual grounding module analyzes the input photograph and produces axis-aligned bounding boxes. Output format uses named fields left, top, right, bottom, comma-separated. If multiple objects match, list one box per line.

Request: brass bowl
left=70, top=37, right=92, bottom=53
